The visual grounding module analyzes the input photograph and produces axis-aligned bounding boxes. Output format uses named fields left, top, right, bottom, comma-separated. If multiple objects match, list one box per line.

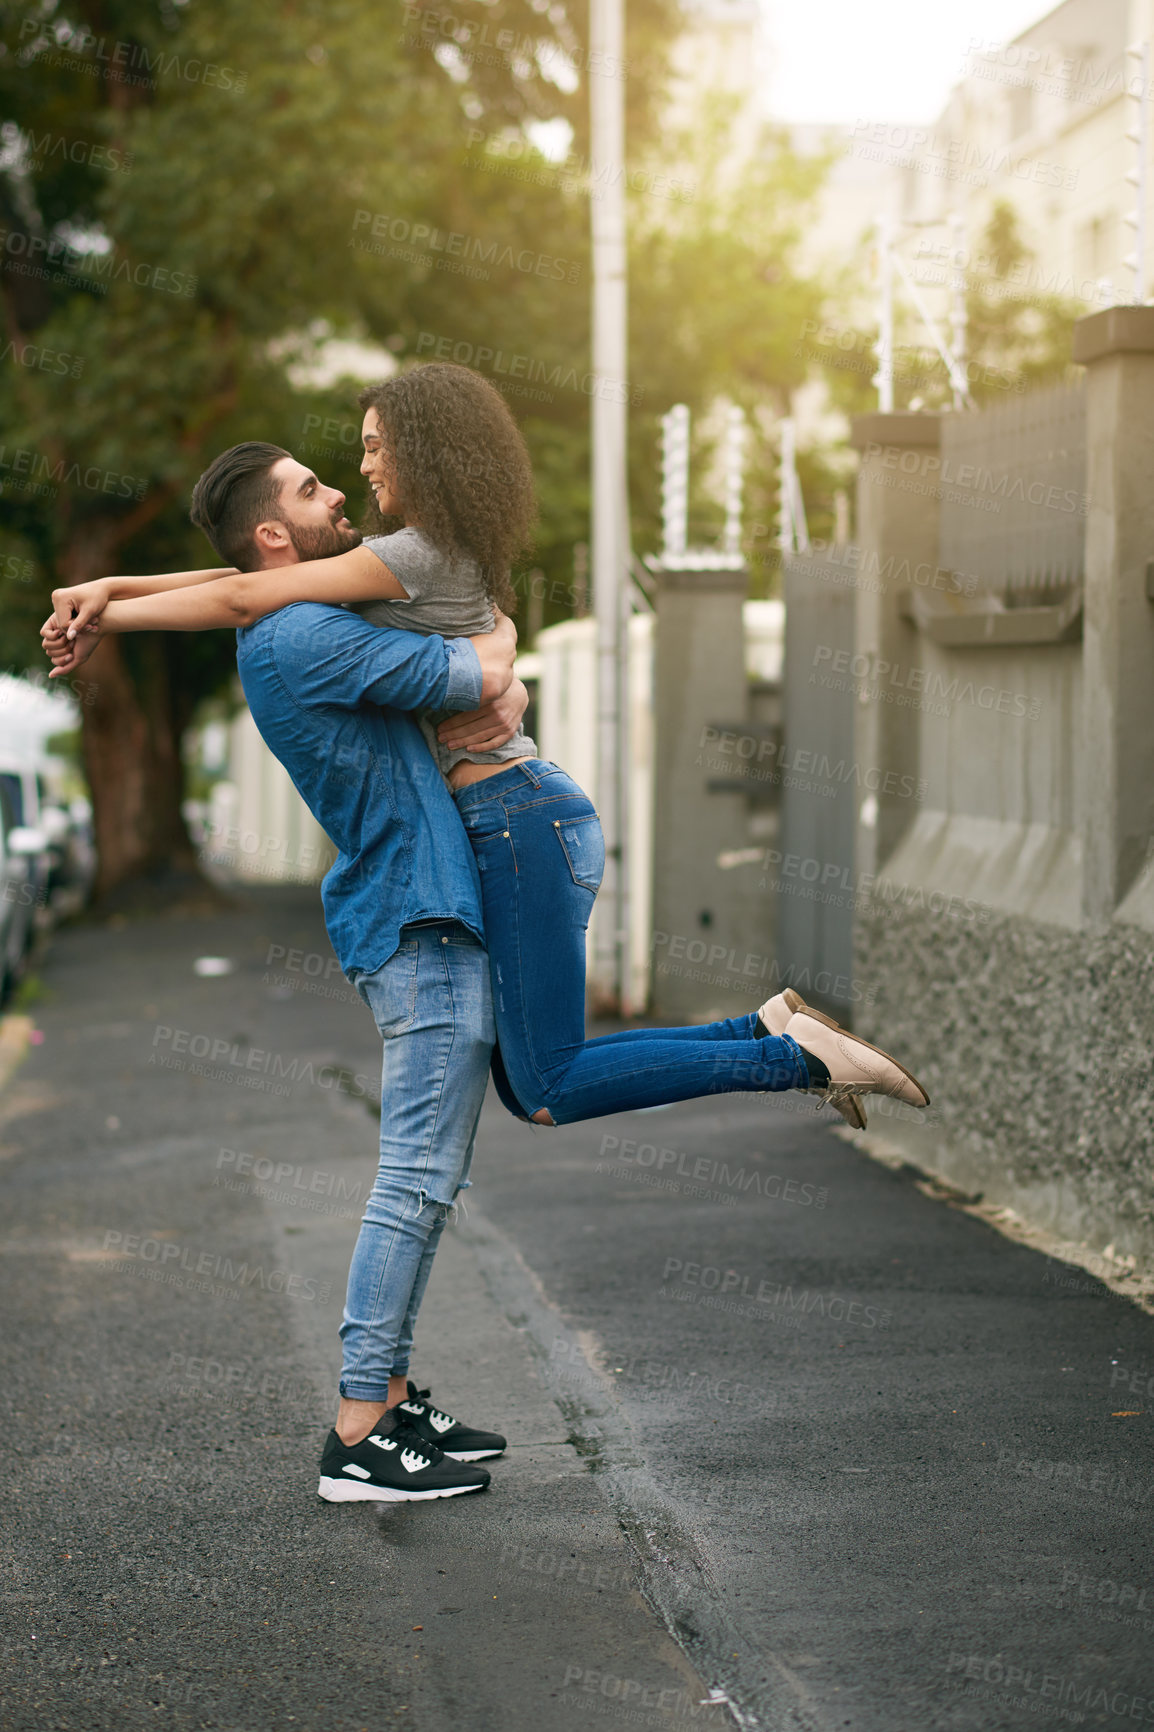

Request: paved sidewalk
left=0, top=892, right=712, bottom=1732
left=2, top=889, right=1153, bottom=1732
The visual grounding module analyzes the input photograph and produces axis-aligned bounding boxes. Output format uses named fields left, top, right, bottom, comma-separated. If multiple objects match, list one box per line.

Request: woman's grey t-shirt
left=352, top=526, right=536, bottom=778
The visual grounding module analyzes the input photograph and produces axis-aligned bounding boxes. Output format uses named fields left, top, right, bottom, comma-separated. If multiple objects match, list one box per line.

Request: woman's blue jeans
left=454, top=761, right=808, bottom=1126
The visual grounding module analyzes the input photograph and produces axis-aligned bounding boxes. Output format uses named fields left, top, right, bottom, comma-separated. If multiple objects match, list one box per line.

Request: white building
left=793, top=0, right=1147, bottom=406
left=901, top=0, right=1141, bottom=303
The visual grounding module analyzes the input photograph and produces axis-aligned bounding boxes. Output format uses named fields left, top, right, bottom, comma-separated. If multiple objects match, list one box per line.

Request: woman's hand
left=51, top=578, right=113, bottom=636
left=42, top=616, right=102, bottom=678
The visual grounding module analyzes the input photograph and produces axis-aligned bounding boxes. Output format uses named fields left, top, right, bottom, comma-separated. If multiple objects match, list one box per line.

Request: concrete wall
left=848, top=307, right=1154, bottom=1268
left=202, top=706, right=336, bottom=885
left=537, top=603, right=783, bottom=1017
left=650, top=565, right=753, bottom=1020
left=195, top=600, right=781, bottom=1027
left=537, top=614, right=654, bottom=1014
left=777, top=553, right=857, bottom=1019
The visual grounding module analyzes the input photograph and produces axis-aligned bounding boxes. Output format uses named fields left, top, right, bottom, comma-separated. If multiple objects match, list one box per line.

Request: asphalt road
left=2, top=888, right=1153, bottom=1732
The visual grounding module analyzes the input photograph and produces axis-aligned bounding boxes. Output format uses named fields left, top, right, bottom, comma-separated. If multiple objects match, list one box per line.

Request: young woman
left=44, top=363, right=928, bottom=1128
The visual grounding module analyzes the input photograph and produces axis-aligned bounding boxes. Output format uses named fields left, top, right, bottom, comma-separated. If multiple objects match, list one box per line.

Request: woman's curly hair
left=357, top=363, right=535, bottom=614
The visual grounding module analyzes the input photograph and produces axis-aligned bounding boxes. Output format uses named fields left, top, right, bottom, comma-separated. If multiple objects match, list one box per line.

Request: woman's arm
left=51, top=544, right=405, bottom=637
left=44, top=591, right=520, bottom=706
left=51, top=567, right=239, bottom=634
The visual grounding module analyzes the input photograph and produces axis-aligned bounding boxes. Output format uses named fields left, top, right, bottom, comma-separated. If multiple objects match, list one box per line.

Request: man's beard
left=289, top=513, right=363, bottom=562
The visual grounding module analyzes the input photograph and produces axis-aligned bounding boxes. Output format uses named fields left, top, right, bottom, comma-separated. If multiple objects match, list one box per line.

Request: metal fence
left=939, top=379, right=1087, bottom=596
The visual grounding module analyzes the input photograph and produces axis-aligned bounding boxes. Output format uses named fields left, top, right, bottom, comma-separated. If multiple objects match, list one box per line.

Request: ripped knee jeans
left=339, top=920, right=494, bottom=1402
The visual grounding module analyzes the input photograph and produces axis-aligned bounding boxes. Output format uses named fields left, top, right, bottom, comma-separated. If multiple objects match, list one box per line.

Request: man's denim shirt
left=236, top=603, right=485, bottom=977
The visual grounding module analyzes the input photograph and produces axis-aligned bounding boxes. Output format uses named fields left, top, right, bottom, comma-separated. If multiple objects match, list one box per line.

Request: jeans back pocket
left=554, top=813, right=606, bottom=892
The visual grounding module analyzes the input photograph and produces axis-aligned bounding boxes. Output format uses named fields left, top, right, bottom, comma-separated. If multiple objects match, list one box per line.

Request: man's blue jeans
left=454, top=762, right=808, bottom=1126
left=339, top=920, right=494, bottom=1402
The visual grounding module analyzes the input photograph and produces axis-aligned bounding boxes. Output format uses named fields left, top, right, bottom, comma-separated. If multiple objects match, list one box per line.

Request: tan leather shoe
left=756, top=986, right=840, bottom=1037
left=755, top=990, right=867, bottom=1131
left=784, top=1011, right=930, bottom=1110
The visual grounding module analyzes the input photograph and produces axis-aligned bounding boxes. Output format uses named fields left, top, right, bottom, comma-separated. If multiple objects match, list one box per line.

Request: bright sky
left=761, top=0, right=1062, bottom=125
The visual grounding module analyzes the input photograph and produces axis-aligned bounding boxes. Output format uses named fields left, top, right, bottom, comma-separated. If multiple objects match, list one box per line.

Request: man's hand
left=437, top=679, right=529, bottom=754
left=51, top=578, right=112, bottom=635
left=468, top=610, right=518, bottom=702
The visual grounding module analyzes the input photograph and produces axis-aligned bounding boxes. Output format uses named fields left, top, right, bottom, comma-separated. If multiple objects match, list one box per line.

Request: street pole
left=590, top=0, right=631, bottom=1010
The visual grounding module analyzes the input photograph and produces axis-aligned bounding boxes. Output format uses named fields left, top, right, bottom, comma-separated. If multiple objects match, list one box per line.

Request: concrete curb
left=460, top=1197, right=830, bottom=1732
left=837, top=1124, right=1154, bottom=1314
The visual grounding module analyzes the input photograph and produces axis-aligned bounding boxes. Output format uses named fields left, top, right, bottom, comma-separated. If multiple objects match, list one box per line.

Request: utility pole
left=589, top=0, right=631, bottom=1010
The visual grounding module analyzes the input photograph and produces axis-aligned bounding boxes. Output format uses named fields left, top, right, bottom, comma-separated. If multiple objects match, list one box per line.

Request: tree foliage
left=0, top=0, right=830, bottom=894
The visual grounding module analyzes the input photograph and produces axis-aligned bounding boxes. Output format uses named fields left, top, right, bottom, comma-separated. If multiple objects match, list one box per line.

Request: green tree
left=0, top=0, right=675, bottom=898
left=1, top=0, right=830, bottom=896
left=623, top=107, right=832, bottom=592
left=962, top=199, right=1084, bottom=397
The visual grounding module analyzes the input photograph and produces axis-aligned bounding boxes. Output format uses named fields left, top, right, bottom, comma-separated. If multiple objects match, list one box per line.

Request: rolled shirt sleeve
left=442, top=636, right=484, bottom=712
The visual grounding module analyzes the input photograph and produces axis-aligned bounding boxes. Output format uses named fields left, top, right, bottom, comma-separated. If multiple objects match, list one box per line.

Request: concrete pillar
left=1072, top=307, right=1154, bottom=924
left=650, top=563, right=751, bottom=1020
left=849, top=412, right=941, bottom=878
left=778, top=553, right=857, bottom=1021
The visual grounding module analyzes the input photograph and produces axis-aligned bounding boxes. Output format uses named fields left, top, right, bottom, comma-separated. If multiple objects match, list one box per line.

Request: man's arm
left=263, top=605, right=518, bottom=714
left=436, top=679, right=530, bottom=754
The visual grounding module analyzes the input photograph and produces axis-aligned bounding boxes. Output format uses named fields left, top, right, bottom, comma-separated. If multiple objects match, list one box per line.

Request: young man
left=45, top=444, right=527, bottom=1503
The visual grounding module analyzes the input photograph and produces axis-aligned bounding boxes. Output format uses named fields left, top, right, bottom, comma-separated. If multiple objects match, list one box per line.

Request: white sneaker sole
left=317, top=1475, right=486, bottom=1502
left=442, top=1448, right=504, bottom=1460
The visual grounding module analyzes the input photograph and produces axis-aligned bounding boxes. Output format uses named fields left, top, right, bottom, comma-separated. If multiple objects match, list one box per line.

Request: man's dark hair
left=190, top=442, right=291, bottom=570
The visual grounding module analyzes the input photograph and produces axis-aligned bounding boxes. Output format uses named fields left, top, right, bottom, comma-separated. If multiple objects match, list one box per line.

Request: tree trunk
left=58, top=530, right=215, bottom=908
left=78, top=634, right=198, bottom=898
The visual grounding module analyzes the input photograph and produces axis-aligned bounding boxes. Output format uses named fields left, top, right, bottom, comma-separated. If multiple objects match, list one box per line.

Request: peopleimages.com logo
left=101, top=1231, right=331, bottom=1303
left=350, top=210, right=580, bottom=283
left=148, top=1024, right=376, bottom=1101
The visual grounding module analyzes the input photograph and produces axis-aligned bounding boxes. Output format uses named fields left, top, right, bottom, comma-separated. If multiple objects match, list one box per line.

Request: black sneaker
left=317, top=1414, right=491, bottom=1503
left=394, top=1381, right=507, bottom=1461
